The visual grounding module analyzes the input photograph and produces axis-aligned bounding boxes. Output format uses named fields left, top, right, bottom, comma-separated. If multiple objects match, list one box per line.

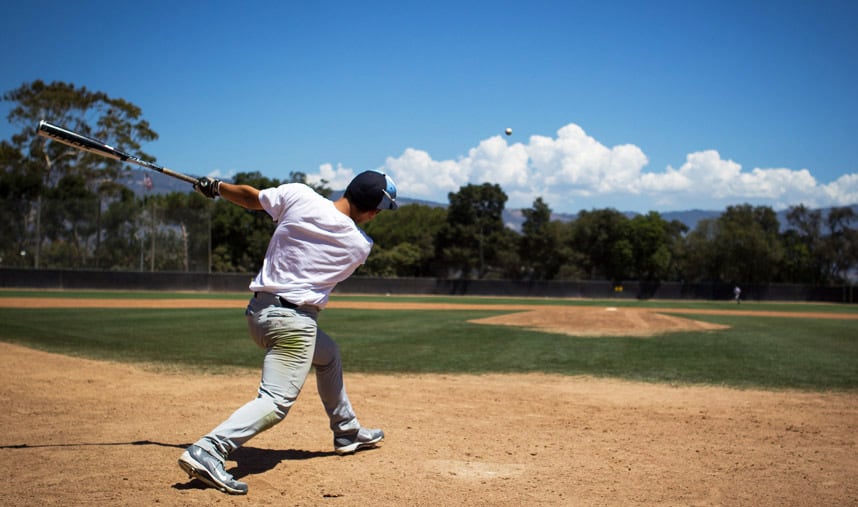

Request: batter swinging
left=178, top=170, right=398, bottom=495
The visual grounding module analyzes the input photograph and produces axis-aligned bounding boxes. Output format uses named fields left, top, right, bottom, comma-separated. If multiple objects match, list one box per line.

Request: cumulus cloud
left=312, top=123, right=858, bottom=212
left=307, top=162, right=355, bottom=190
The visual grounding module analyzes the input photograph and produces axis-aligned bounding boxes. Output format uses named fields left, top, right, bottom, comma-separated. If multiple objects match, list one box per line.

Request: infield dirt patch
left=1, top=297, right=856, bottom=506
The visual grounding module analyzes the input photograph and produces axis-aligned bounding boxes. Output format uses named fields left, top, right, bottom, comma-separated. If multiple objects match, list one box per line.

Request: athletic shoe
left=334, top=427, right=384, bottom=455
left=178, top=445, right=248, bottom=495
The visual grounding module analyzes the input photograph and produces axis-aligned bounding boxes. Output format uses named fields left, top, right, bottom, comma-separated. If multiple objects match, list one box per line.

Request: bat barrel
left=37, top=120, right=199, bottom=185
left=38, top=121, right=124, bottom=161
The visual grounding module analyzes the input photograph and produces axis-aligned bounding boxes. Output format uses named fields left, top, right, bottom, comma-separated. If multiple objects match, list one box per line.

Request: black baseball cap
left=345, top=170, right=398, bottom=211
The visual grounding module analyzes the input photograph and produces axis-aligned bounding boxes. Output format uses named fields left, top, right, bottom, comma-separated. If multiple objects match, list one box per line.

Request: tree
left=362, top=204, right=447, bottom=277
left=98, top=186, right=145, bottom=270
left=435, top=183, right=508, bottom=278
left=627, top=212, right=685, bottom=282
left=568, top=208, right=633, bottom=282
left=683, top=204, right=784, bottom=284
left=39, top=174, right=98, bottom=268
left=717, top=204, right=783, bottom=284
left=681, top=218, right=719, bottom=282
left=3, top=80, right=158, bottom=267
left=0, top=141, right=41, bottom=266
left=783, top=204, right=825, bottom=283
left=519, top=197, right=562, bottom=280
left=823, top=206, right=857, bottom=282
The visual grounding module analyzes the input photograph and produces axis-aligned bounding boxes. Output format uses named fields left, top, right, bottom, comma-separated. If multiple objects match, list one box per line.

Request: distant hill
left=123, top=168, right=855, bottom=232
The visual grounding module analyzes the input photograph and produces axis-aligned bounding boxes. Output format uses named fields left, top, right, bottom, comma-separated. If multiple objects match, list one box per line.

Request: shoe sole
left=334, top=434, right=384, bottom=455
left=178, top=451, right=247, bottom=495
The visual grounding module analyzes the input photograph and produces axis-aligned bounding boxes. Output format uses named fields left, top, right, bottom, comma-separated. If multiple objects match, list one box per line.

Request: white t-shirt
left=248, top=183, right=373, bottom=309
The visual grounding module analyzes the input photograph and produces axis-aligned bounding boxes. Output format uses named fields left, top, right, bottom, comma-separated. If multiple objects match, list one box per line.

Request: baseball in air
left=505, top=128, right=512, bottom=136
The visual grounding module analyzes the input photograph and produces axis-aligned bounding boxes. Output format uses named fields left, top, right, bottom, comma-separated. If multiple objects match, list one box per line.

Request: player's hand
left=194, top=177, right=221, bottom=199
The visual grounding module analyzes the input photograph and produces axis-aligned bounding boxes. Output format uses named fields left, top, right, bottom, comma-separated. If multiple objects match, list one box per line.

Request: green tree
left=435, top=183, right=508, bottom=279
left=492, top=226, right=524, bottom=279
left=39, top=174, right=98, bottom=267
left=681, top=218, right=719, bottom=282
left=3, top=80, right=157, bottom=267
left=519, top=197, right=562, bottom=280
left=98, top=186, right=145, bottom=270
left=0, top=141, right=41, bottom=266
left=683, top=204, right=783, bottom=284
left=823, top=206, right=857, bottom=282
left=717, top=204, right=783, bottom=284
left=783, top=204, right=825, bottom=283
left=362, top=204, right=447, bottom=277
left=568, top=208, right=633, bottom=282
left=150, top=192, right=214, bottom=272
left=627, top=212, right=685, bottom=282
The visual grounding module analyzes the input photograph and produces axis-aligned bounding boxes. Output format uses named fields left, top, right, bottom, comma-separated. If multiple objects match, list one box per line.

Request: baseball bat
left=36, top=120, right=198, bottom=185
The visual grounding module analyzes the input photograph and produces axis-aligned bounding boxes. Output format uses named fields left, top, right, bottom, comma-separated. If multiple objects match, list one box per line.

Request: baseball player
left=734, top=285, right=741, bottom=304
left=178, top=170, right=398, bottom=495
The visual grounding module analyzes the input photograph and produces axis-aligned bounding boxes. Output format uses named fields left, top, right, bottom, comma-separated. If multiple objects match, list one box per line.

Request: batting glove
left=195, top=177, right=221, bottom=199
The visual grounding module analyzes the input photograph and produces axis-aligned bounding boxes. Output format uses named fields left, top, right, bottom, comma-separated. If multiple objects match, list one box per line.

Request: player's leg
left=313, top=327, right=358, bottom=434
left=180, top=303, right=317, bottom=493
left=199, top=305, right=317, bottom=453
left=313, top=328, right=383, bottom=454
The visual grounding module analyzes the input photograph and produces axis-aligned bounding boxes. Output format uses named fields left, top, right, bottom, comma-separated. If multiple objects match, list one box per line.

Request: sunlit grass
left=0, top=295, right=855, bottom=390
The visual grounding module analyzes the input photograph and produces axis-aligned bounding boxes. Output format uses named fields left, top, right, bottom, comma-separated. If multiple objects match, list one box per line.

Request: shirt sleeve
left=258, top=184, right=302, bottom=222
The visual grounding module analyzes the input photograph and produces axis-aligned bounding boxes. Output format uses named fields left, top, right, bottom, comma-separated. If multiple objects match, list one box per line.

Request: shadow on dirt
left=0, top=439, right=189, bottom=449
left=171, top=445, right=338, bottom=491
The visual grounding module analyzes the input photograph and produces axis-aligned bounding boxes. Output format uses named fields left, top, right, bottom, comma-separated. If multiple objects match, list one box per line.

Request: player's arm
left=194, top=177, right=262, bottom=210
left=217, top=182, right=262, bottom=210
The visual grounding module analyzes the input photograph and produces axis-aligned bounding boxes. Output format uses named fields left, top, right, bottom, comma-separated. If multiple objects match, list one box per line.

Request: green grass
left=0, top=293, right=856, bottom=390
left=323, top=309, right=858, bottom=390
left=0, top=308, right=259, bottom=370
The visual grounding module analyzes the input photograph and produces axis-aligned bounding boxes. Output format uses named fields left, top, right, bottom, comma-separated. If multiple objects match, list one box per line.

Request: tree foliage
left=519, top=197, right=563, bottom=280
left=568, top=208, right=633, bottom=282
left=435, top=183, right=508, bottom=279
left=2, top=80, right=158, bottom=267
left=362, top=204, right=446, bottom=277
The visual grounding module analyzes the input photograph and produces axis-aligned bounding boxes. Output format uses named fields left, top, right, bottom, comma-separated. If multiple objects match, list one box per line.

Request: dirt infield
left=1, top=298, right=857, bottom=506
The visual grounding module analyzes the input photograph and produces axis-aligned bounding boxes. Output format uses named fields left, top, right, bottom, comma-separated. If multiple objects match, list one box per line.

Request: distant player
left=734, top=285, right=742, bottom=304
left=178, top=170, right=398, bottom=495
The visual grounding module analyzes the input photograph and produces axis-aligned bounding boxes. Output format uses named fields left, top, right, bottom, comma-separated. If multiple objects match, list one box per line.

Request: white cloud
left=315, top=123, right=858, bottom=212
left=384, top=148, right=468, bottom=199
left=819, top=173, right=858, bottom=207
left=308, top=163, right=355, bottom=190
left=207, top=168, right=236, bottom=180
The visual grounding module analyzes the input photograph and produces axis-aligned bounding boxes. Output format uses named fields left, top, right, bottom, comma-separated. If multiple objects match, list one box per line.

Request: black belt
left=254, top=292, right=299, bottom=309
left=277, top=296, right=299, bottom=309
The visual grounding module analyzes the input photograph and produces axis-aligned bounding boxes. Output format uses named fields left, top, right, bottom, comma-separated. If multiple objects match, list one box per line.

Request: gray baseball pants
left=193, top=293, right=361, bottom=459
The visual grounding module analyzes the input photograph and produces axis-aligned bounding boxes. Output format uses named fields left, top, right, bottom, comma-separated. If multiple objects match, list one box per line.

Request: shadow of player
left=172, top=445, right=338, bottom=491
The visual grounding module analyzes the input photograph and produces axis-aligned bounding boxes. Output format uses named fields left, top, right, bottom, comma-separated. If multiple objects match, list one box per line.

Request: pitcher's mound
left=469, top=307, right=728, bottom=337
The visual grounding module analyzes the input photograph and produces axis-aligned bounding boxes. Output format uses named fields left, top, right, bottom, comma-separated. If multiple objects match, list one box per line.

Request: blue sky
left=2, top=0, right=857, bottom=213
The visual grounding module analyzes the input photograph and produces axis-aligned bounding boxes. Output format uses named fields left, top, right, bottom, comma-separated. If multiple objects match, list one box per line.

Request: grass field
left=0, top=290, right=856, bottom=390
